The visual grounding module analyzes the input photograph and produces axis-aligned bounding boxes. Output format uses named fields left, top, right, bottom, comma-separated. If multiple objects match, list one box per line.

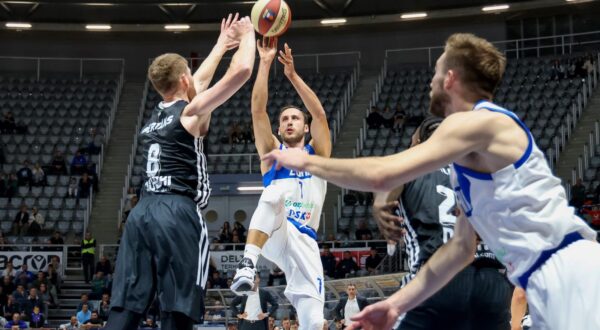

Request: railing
left=0, top=56, right=125, bottom=81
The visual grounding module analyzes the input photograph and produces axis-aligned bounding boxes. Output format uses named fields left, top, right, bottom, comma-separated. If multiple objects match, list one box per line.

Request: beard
left=429, top=84, right=451, bottom=118
left=282, top=130, right=305, bottom=145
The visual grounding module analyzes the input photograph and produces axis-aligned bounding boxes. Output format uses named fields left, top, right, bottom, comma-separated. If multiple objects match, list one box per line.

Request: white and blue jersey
left=451, top=100, right=597, bottom=289
left=262, top=143, right=327, bottom=238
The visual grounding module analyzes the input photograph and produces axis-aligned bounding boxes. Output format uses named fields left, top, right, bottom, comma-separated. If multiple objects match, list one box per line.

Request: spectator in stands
left=32, top=272, right=48, bottom=290
left=268, top=316, right=276, bottom=330
left=67, top=177, right=78, bottom=198
left=321, top=245, right=337, bottom=280
left=81, top=231, right=96, bottom=283
left=365, top=247, right=382, bottom=275
left=89, top=271, right=107, bottom=300
left=14, top=265, right=33, bottom=288
left=231, top=230, right=242, bottom=245
left=47, top=260, right=62, bottom=293
left=230, top=274, right=278, bottom=330
left=228, top=121, right=243, bottom=145
left=29, top=305, right=45, bottom=328
left=335, top=251, right=359, bottom=279
left=78, top=173, right=92, bottom=199
left=2, top=264, right=16, bottom=280
left=26, top=291, right=44, bottom=322
left=81, top=311, right=103, bottom=329
left=5, top=173, right=17, bottom=200
left=76, top=303, right=92, bottom=324
left=86, top=163, right=99, bottom=194
left=60, top=316, right=80, bottom=330
left=210, top=238, right=225, bottom=251
left=12, top=205, right=29, bottom=237
left=70, top=151, right=88, bottom=175
left=381, top=106, right=395, bottom=128
left=27, top=207, right=43, bottom=239
left=1, top=112, right=16, bottom=134
left=392, top=105, right=406, bottom=132
left=240, top=121, right=254, bottom=144
left=366, top=106, right=384, bottom=129
left=95, top=256, right=112, bottom=279
left=77, top=294, right=94, bottom=312
left=123, top=195, right=138, bottom=222
left=31, top=163, right=45, bottom=187
left=570, top=178, right=586, bottom=212
left=50, top=151, right=67, bottom=175
left=3, top=295, right=18, bottom=320
left=11, top=285, right=26, bottom=311
left=15, top=161, right=32, bottom=187
left=38, top=283, right=54, bottom=317
left=209, top=271, right=228, bottom=289
left=233, top=222, right=247, bottom=241
left=4, top=312, right=27, bottom=329
left=50, top=231, right=64, bottom=245
left=97, top=293, right=110, bottom=322
left=140, top=317, right=158, bottom=329
left=550, top=59, right=565, bottom=80
left=354, top=221, right=372, bottom=240
left=583, top=55, right=594, bottom=75
left=219, top=221, right=232, bottom=243
left=86, top=128, right=103, bottom=155
left=267, top=265, right=285, bottom=286
left=333, top=283, right=370, bottom=327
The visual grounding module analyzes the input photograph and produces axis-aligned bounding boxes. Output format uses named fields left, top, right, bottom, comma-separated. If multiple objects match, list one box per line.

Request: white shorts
left=261, top=214, right=325, bottom=305
left=526, top=239, right=600, bottom=330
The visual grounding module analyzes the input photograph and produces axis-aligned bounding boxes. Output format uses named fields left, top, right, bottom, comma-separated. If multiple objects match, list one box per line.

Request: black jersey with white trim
left=140, top=99, right=210, bottom=207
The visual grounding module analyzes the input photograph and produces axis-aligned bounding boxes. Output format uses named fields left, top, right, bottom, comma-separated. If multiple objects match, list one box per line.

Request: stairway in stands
left=322, top=70, right=380, bottom=235
left=89, top=81, right=145, bottom=244
left=48, top=268, right=88, bottom=328
left=555, top=87, right=600, bottom=184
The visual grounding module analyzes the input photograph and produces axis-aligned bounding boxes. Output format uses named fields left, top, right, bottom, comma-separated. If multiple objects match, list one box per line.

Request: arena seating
left=0, top=75, right=121, bottom=239
left=338, top=53, right=596, bottom=238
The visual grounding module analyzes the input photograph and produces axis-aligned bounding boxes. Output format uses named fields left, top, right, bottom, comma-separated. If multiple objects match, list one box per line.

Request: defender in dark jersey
left=105, top=14, right=256, bottom=330
left=373, top=117, right=511, bottom=330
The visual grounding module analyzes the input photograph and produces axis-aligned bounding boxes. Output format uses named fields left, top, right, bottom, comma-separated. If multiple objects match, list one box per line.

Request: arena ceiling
left=0, top=0, right=573, bottom=24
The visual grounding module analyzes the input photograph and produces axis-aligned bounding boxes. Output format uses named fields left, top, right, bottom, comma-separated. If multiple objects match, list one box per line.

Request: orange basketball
left=251, top=0, right=292, bottom=37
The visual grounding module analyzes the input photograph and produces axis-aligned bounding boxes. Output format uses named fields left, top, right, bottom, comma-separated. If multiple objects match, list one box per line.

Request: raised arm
left=278, top=43, right=332, bottom=157
left=252, top=37, right=280, bottom=160
left=192, top=13, right=241, bottom=95
left=348, top=212, right=477, bottom=330
left=182, top=17, right=255, bottom=120
left=261, top=111, right=490, bottom=192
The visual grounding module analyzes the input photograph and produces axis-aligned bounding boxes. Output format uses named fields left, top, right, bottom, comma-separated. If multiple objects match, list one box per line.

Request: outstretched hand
left=227, top=16, right=254, bottom=42
left=257, top=37, right=278, bottom=63
left=216, top=13, right=241, bottom=51
left=346, top=299, right=401, bottom=330
left=261, top=148, right=309, bottom=172
left=278, top=43, right=296, bottom=78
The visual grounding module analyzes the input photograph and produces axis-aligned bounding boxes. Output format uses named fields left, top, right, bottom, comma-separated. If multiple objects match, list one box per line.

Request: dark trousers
left=239, top=319, right=268, bottom=330
left=82, top=253, right=95, bottom=283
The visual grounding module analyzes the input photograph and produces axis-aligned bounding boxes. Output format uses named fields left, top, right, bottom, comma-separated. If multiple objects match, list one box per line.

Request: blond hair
left=444, top=33, right=506, bottom=99
left=147, top=53, right=189, bottom=95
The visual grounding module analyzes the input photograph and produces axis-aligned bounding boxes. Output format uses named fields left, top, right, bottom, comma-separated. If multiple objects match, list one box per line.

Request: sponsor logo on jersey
left=141, top=115, right=174, bottom=134
left=284, top=199, right=315, bottom=209
left=288, top=169, right=312, bottom=179
left=145, top=175, right=172, bottom=192
left=287, top=209, right=312, bottom=221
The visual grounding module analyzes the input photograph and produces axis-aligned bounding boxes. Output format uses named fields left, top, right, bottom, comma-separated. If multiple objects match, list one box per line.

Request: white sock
left=243, top=244, right=261, bottom=267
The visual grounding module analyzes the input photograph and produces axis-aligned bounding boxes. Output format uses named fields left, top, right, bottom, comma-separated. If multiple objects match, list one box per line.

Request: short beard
left=282, top=132, right=305, bottom=146
left=429, top=84, right=451, bottom=118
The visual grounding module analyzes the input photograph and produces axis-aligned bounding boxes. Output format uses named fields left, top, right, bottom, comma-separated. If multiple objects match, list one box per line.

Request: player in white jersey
left=263, top=33, right=600, bottom=330
left=230, top=38, right=331, bottom=330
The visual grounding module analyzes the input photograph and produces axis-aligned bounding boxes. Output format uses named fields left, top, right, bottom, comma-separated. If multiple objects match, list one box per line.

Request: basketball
left=251, top=0, right=292, bottom=37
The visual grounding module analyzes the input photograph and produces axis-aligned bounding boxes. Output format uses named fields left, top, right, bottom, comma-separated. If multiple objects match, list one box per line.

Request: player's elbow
left=232, top=64, right=253, bottom=82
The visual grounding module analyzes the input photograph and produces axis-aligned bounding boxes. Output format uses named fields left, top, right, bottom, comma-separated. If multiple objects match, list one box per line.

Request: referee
left=373, top=117, right=511, bottom=330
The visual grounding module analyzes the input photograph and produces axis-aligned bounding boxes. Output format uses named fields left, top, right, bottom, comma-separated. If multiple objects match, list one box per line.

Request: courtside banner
left=0, top=251, right=64, bottom=276
left=211, top=251, right=274, bottom=272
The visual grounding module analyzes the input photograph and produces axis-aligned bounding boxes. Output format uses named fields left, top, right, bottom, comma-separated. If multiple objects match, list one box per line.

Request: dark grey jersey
left=399, top=166, right=502, bottom=287
left=140, top=100, right=210, bottom=207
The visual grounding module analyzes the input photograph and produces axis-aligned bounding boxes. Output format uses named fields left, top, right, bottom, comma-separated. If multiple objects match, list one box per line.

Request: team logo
left=30, top=255, right=47, bottom=271
left=262, top=9, right=276, bottom=22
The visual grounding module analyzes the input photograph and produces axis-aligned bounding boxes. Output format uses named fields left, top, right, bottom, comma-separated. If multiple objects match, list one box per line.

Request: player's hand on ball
left=261, top=148, right=308, bottom=172
left=216, top=13, right=241, bottom=51
left=257, top=37, right=278, bottom=63
left=278, top=43, right=296, bottom=78
left=346, top=299, right=401, bottom=330
left=373, top=200, right=405, bottom=241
